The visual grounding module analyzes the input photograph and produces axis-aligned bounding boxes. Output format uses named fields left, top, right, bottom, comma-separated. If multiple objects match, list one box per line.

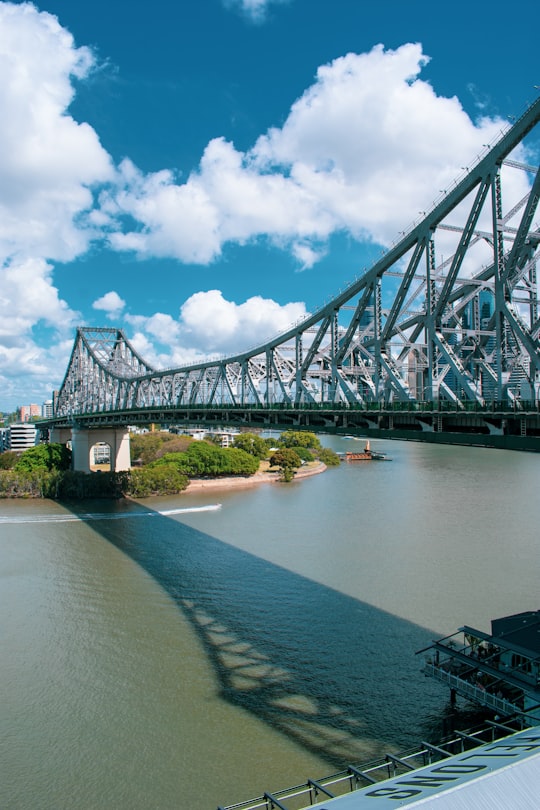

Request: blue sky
left=0, top=0, right=537, bottom=411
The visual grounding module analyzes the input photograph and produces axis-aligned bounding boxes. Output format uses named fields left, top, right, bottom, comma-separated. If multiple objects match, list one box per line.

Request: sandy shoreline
left=184, top=461, right=327, bottom=493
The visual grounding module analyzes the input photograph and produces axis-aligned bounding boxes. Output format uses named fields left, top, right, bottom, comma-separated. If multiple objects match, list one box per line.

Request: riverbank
left=0, top=461, right=328, bottom=499
left=185, top=461, right=327, bottom=493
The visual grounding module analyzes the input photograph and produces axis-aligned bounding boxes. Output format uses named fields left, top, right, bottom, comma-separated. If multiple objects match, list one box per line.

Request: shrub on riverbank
left=272, top=432, right=340, bottom=467
left=0, top=467, right=188, bottom=499
left=0, top=444, right=75, bottom=497
left=57, top=470, right=130, bottom=499
left=14, top=443, right=71, bottom=473
left=128, top=464, right=189, bottom=497
left=318, top=447, right=341, bottom=466
left=232, top=432, right=269, bottom=459
left=269, top=448, right=303, bottom=482
left=129, top=431, right=192, bottom=465
left=0, top=431, right=336, bottom=498
left=0, top=469, right=58, bottom=498
left=0, top=451, right=18, bottom=469
left=153, top=441, right=259, bottom=478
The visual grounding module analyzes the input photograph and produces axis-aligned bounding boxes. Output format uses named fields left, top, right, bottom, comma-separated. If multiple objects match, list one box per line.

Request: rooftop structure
left=418, top=611, right=540, bottom=725
left=218, top=721, right=539, bottom=810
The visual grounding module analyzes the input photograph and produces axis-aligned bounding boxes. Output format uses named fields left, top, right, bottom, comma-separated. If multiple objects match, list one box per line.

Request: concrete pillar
left=71, top=428, right=92, bottom=473
left=71, top=427, right=131, bottom=472
left=49, top=427, right=73, bottom=444
left=113, top=429, right=131, bottom=472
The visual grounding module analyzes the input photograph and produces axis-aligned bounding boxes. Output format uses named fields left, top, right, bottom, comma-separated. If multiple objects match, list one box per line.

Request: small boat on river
left=344, top=440, right=389, bottom=462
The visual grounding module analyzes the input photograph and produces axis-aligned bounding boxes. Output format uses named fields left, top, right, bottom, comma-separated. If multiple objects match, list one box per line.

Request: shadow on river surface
left=60, top=498, right=482, bottom=769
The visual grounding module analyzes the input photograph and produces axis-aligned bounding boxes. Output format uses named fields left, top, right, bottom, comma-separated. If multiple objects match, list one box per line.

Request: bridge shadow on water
left=61, top=498, right=474, bottom=769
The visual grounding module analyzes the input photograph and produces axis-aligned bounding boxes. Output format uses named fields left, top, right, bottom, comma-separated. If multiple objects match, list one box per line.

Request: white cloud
left=179, top=289, right=306, bottom=352
left=0, top=2, right=112, bottom=408
left=0, top=256, right=78, bottom=407
left=92, top=290, right=126, bottom=318
left=125, top=290, right=308, bottom=367
left=0, top=257, right=75, bottom=338
left=0, top=2, right=113, bottom=264
left=223, top=0, right=291, bottom=23
left=107, top=43, right=530, bottom=270
left=0, top=4, right=534, bottom=409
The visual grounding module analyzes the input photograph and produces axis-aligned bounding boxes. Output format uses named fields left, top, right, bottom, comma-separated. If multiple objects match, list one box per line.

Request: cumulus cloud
left=0, top=1, right=113, bottom=406
left=107, top=43, right=530, bottom=270
left=0, top=2, right=113, bottom=263
left=0, top=3, right=534, bottom=408
left=0, top=256, right=78, bottom=406
left=0, top=338, right=69, bottom=416
left=125, top=290, right=307, bottom=367
left=0, top=257, right=75, bottom=338
left=92, top=290, right=126, bottom=318
left=179, top=289, right=306, bottom=352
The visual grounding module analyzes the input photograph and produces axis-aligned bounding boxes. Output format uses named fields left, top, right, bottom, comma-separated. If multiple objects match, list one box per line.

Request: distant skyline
left=0, top=0, right=537, bottom=411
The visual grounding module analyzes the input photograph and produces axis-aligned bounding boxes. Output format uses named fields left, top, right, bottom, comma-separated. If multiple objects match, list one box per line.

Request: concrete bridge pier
left=49, top=427, right=73, bottom=445
left=70, top=427, right=131, bottom=473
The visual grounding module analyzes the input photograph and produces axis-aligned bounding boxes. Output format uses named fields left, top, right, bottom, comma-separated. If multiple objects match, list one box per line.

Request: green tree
left=0, top=451, right=18, bottom=469
left=318, top=447, right=341, bottom=466
left=221, top=447, right=259, bottom=475
left=0, top=469, right=42, bottom=497
left=279, top=430, right=321, bottom=450
left=155, top=441, right=227, bottom=477
left=291, top=446, right=315, bottom=462
left=232, top=432, right=268, bottom=459
left=154, top=435, right=193, bottom=458
left=14, top=443, right=71, bottom=473
left=269, top=447, right=302, bottom=482
left=153, top=441, right=260, bottom=478
left=128, top=465, right=189, bottom=497
left=130, top=432, right=176, bottom=465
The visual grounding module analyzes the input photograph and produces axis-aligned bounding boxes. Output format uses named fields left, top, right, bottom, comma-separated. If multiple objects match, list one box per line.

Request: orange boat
left=345, top=440, right=388, bottom=461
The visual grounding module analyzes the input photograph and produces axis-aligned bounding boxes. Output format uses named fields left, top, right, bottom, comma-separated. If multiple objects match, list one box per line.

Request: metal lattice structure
left=56, top=99, right=540, bottom=420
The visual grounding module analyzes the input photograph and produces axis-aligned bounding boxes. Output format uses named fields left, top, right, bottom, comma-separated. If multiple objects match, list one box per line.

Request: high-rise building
left=18, top=404, right=41, bottom=422
left=42, top=400, right=54, bottom=418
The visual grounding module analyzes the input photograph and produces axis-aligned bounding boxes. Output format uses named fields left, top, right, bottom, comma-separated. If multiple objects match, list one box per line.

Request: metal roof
left=491, top=610, right=540, bottom=656
left=311, top=728, right=540, bottom=809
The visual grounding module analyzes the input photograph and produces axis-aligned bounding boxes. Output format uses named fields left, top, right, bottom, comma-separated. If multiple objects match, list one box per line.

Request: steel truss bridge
left=53, top=98, right=540, bottom=445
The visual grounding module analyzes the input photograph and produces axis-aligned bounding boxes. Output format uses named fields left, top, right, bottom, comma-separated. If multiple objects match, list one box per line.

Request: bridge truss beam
left=56, top=99, right=540, bottom=419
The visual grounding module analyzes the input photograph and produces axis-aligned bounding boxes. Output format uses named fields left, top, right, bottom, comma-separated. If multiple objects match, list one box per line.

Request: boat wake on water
left=0, top=504, right=222, bottom=524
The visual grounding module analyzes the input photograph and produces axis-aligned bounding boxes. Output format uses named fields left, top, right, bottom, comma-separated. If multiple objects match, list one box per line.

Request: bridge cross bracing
left=56, top=98, right=540, bottom=419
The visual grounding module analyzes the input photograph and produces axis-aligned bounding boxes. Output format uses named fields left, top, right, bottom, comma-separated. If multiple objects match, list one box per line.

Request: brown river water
left=1, top=437, right=538, bottom=809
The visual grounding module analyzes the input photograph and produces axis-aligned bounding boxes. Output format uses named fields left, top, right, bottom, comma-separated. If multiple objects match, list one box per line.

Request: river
left=1, top=437, right=539, bottom=809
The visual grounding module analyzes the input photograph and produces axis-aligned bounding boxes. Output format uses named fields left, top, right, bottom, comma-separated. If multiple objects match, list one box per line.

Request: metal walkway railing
left=423, top=662, right=520, bottom=717
left=217, top=719, right=526, bottom=810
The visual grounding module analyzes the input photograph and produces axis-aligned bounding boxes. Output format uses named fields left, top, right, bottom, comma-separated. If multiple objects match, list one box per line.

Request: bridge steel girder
left=54, top=98, right=540, bottom=422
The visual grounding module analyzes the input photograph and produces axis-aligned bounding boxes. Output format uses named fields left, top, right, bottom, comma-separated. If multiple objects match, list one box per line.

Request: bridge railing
left=49, top=398, right=540, bottom=423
